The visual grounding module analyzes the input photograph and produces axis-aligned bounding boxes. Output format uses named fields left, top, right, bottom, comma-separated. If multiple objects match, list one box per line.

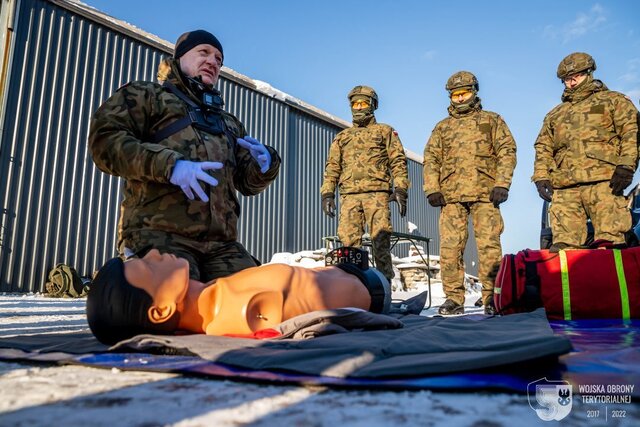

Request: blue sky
left=82, top=0, right=640, bottom=254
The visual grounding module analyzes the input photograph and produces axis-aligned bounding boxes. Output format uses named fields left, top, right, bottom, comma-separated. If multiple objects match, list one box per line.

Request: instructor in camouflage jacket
left=533, top=52, right=639, bottom=252
left=424, top=71, right=517, bottom=316
left=320, top=86, right=410, bottom=281
left=89, top=30, right=280, bottom=282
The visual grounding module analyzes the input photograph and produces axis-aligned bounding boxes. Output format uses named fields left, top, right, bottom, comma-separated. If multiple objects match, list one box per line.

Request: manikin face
left=179, top=43, right=223, bottom=86
left=124, top=249, right=190, bottom=322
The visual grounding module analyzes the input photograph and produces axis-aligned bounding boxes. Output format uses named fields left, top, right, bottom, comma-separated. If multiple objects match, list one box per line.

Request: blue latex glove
left=169, top=160, right=223, bottom=202
left=237, top=136, right=271, bottom=173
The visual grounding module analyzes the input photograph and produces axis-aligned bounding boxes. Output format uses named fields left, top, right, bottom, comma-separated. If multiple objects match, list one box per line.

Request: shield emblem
left=527, top=377, right=573, bottom=421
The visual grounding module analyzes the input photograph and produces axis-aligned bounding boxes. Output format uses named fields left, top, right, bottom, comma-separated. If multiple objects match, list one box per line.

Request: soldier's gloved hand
left=389, top=188, right=408, bottom=217
left=170, top=160, right=223, bottom=202
left=321, top=193, right=336, bottom=218
left=489, top=186, right=509, bottom=208
left=609, top=166, right=635, bottom=196
left=237, top=136, right=271, bottom=173
left=535, top=180, right=554, bottom=202
left=427, top=192, right=446, bottom=207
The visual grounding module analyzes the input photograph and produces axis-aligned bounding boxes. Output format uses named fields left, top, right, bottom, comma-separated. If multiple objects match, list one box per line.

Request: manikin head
left=86, top=251, right=184, bottom=345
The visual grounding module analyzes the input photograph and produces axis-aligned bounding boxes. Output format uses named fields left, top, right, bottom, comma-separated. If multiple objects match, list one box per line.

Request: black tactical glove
left=535, top=180, right=553, bottom=202
left=321, top=193, right=336, bottom=218
left=389, top=188, right=408, bottom=217
left=489, top=186, right=509, bottom=208
left=427, top=192, right=446, bottom=207
left=609, top=166, right=635, bottom=196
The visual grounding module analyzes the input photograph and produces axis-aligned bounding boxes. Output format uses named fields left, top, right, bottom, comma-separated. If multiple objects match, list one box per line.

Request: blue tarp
left=552, top=319, right=640, bottom=398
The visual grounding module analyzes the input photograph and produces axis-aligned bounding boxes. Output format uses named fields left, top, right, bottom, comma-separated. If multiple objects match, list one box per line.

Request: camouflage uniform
left=320, top=87, right=409, bottom=280
left=533, top=54, right=639, bottom=247
left=423, top=74, right=517, bottom=306
left=89, top=58, right=281, bottom=281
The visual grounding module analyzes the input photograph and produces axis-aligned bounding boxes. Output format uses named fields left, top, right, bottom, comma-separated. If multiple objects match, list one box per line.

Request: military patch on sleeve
left=393, top=130, right=398, bottom=136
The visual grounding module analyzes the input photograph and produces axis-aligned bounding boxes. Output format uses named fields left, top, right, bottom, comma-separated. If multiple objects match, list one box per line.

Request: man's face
left=179, top=43, right=223, bottom=86
left=450, top=89, right=474, bottom=104
left=563, top=72, right=587, bottom=89
left=351, top=99, right=371, bottom=110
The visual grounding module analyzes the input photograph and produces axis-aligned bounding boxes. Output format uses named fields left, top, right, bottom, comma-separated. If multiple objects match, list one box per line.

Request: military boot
left=484, top=301, right=497, bottom=316
left=438, top=299, right=464, bottom=315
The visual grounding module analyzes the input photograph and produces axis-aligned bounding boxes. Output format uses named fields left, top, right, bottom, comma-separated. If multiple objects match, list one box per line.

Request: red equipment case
left=494, top=247, right=640, bottom=320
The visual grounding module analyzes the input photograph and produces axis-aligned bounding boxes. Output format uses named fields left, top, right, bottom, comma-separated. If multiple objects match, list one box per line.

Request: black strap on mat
left=334, top=263, right=385, bottom=314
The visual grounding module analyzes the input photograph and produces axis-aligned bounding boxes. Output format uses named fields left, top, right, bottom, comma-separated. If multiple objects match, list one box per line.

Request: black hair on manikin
left=86, top=257, right=180, bottom=345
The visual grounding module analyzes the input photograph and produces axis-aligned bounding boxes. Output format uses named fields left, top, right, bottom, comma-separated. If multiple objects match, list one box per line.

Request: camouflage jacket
left=423, top=107, right=517, bottom=203
left=320, top=119, right=410, bottom=196
left=532, top=80, right=639, bottom=188
left=89, top=58, right=280, bottom=246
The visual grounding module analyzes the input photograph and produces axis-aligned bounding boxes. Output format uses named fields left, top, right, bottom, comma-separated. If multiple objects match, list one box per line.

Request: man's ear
left=147, top=303, right=177, bottom=324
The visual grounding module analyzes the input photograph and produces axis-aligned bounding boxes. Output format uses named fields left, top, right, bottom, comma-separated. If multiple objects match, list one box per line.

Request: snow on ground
left=0, top=250, right=637, bottom=426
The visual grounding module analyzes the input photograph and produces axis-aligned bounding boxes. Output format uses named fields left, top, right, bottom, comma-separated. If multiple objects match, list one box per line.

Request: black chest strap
left=151, top=81, right=227, bottom=143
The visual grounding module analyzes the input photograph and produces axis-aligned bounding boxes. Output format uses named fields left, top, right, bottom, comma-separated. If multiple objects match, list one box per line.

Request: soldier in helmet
left=89, top=30, right=281, bottom=282
left=423, top=71, right=517, bottom=315
left=533, top=53, right=639, bottom=251
left=320, top=85, right=410, bottom=282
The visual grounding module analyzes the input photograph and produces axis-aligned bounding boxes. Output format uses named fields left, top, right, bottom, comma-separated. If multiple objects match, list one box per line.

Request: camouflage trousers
left=439, top=201, right=504, bottom=306
left=338, top=192, right=394, bottom=281
left=121, top=230, right=257, bottom=283
left=550, top=181, right=631, bottom=246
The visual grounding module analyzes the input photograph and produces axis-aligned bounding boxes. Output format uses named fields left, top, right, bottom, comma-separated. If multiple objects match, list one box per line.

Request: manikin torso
left=124, top=250, right=372, bottom=336
left=198, top=264, right=372, bottom=335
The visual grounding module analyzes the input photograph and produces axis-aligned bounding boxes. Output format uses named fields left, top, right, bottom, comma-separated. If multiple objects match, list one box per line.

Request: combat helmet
left=446, top=71, right=479, bottom=93
left=348, top=85, right=378, bottom=109
left=557, top=52, right=596, bottom=80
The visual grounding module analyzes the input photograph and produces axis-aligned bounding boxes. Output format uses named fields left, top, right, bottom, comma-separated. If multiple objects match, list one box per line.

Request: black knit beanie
left=174, top=30, right=224, bottom=61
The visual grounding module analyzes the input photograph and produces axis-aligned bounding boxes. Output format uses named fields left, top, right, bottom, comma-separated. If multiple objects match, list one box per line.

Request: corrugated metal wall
left=0, top=0, right=166, bottom=292
left=0, top=0, right=476, bottom=293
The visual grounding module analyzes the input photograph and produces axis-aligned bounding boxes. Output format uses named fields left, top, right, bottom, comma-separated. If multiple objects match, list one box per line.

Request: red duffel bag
left=494, top=247, right=640, bottom=320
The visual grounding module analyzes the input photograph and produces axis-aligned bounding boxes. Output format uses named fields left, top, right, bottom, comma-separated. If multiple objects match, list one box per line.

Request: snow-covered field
left=0, top=251, right=637, bottom=426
